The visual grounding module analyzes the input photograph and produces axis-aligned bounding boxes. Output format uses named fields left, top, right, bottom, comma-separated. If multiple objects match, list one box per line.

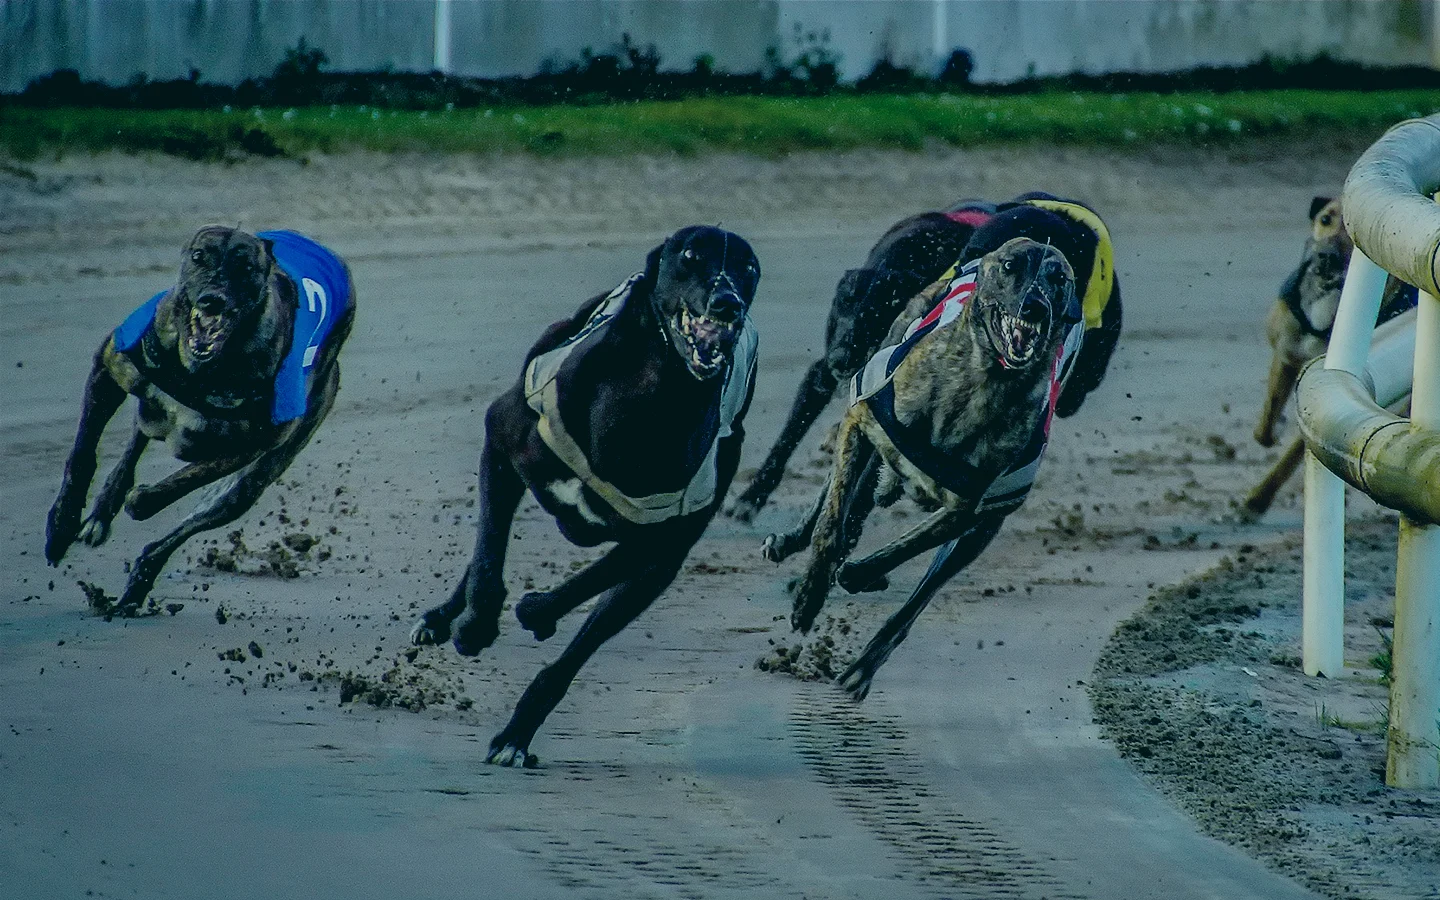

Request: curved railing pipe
left=1309, top=111, right=1440, bottom=789
left=1342, top=116, right=1440, bottom=297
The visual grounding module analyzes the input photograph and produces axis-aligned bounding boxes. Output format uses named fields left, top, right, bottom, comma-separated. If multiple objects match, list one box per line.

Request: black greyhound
left=729, top=193, right=1122, bottom=522
left=411, top=225, right=761, bottom=767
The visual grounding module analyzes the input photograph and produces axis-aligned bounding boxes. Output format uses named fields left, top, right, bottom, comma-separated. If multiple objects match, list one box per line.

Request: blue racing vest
left=112, top=230, right=351, bottom=425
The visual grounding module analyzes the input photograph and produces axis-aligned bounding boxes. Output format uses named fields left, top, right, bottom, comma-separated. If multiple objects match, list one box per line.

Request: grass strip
left=3, top=90, right=1438, bottom=160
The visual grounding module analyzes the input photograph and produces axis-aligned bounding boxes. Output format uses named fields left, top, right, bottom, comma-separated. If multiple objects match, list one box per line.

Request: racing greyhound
left=410, top=225, right=761, bottom=767
left=45, top=225, right=355, bottom=614
left=766, top=200, right=1112, bottom=700
left=731, top=193, right=1121, bottom=522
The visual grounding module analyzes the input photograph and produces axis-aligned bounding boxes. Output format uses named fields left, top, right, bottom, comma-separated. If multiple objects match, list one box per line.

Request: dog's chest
left=136, top=385, right=268, bottom=461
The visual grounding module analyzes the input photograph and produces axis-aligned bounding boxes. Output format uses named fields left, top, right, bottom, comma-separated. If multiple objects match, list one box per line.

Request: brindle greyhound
left=726, top=203, right=991, bottom=522
left=1244, top=197, right=1416, bottom=518
left=45, top=226, right=355, bottom=614
left=410, top=225, right=761, bottom=767
left=767, top=230, right=1085, bottom=700
left=730, top=193, right=1121, bottom=523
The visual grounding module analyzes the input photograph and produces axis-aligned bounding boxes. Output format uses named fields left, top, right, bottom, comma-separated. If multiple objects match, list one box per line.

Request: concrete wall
left=2, top=0, right=1435, bottom=92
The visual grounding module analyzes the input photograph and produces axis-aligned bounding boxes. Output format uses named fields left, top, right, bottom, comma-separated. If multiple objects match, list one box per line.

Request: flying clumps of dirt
left=195, top=528, right=331, bottom=579
left=756, top=612, right=860, bottom=681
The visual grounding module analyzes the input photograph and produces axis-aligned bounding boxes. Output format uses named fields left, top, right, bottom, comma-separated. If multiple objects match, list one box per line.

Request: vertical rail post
left=434, top=0, right=453, bottom=74
left=932, top=0, right=949, bottom=69
left=1388, top=287, right=1440, bottom=788
left=1302, top=250, right=1388, bottom=676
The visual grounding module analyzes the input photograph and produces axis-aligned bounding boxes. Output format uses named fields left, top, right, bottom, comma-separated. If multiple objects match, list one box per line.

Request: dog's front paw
left=79, top=515, right=112, bottom=548
left=514, top=593, right=558, bottom=641
left=45, top=502, right=82, bottom=566
left=450, top=608, right=500, bottom=657
left=115, top=555, right=164, bottom=616
left=486, top=727, right=539, bottom=768
left=409, top=618, right=449, bottom=647
left=762, top=530, right=806, bottom=563
left=124, top=485, right=165, bottom=522
left=836, top=658, right=876, bottom=702
left=761, top=533, right=785, bottom=563
left=836, top=562, right=888, bottom=594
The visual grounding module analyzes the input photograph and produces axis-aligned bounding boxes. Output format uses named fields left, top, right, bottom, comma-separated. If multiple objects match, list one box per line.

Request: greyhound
left=410, top=226, right=761, bottom=767
left=45, top=225, right=355, bottom=614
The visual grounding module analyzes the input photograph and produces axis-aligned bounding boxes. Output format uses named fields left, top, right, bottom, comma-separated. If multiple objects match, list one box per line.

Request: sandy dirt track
left=0, top=145, right=1385, bottom=899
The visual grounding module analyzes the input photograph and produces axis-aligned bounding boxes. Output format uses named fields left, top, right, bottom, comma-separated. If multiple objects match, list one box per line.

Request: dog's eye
left=681, top=248, right=698, bottom=263
left=189, top=249, right=204, bottom=264
left=1002, top=259, right=1014, bottom=273
left=1319, top=214, right=1334, bottom=227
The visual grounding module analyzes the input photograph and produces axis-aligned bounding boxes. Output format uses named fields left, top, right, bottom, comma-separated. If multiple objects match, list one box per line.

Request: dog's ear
left=642, top=241, right=666, bottom=286
left=1309, top=196, right=1333, bottom=220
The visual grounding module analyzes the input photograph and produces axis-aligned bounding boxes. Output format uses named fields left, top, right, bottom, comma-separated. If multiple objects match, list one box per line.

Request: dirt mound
left=1091, top=518, right=1440, bottom=899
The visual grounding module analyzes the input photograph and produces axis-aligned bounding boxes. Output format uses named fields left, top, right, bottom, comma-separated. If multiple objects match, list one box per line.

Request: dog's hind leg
left=47, top=350, right=128, bottom=565
left=115, top=367, right=338, bottom=613
left=79, top=419, right=149, bottom=548
left=447, top=433, right=526, bottom=657
left=730, top=358, right=840, bottom=522
left=1254, top=351, right=1301, bottom=448
left=835, top=502, right=978, bottom=594
left=514, top=543, right=644, bottom=641
left=1240, top=435, right=1305, bottom=521
left=790, top=413, right=874, bottom=633
left=487, top=547, right=690, bottom=768
left=838, top=514, right=1004, bottom=701
left=124, top=451, right=263, bottom=522
left=762, top=471, right=828, bottom=563
left=838, top=449, right=881, bottom=557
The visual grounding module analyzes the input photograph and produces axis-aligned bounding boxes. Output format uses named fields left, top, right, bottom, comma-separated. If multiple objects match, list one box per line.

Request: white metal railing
left=1296, top=114, right=1440, bottom=789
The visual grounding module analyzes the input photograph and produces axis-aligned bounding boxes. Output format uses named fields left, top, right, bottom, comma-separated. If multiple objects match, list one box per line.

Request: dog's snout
left=707, top=290, right=745, bottom=322
left=194, top=293, right=227, bottom=316
left=1019, top=289, right=1051, bottom=321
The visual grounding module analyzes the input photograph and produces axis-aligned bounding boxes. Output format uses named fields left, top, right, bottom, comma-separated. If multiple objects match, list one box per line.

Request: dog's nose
left=194, top=293, right=226, bottom=316
left=707, top=290, right=745, bottom=322
left=1019, top=287, right=1051, bottom=321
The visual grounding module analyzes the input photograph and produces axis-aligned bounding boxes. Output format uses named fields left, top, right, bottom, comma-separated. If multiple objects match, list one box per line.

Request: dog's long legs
left=763, top=445, right=879, bottom=567
left=1240, top=435, right=1305, bottom=520
left=124, top=451, right=264, bottom=522
left=115, top=367, right=338, bottom=612
left=730, top=358, right=839, bottom=521
left=78, top=418, right=149, bottom=548
left=47, top=351, right=128, bottom=565
left=762, top=471, right=829, bottom=564
left=790, top=412, right=874, bottom=633
left=447, top=430, right=526, bottom=657
left=514, top=542, right=645, bottom=641
left=838, top=515, right=1005, bottom=701
left=835, top=501, right=979, bottom=593
left=487, top=548, right=690, bottom=767
left=1254, top=352, right=1300, bottom=448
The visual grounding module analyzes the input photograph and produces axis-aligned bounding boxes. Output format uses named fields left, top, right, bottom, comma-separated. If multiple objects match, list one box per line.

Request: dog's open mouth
left=672, top=307, right=739, bottom=379
left=986, top=306, right=1046, bottom=368
left=185, top=309, right=231, bottom=364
